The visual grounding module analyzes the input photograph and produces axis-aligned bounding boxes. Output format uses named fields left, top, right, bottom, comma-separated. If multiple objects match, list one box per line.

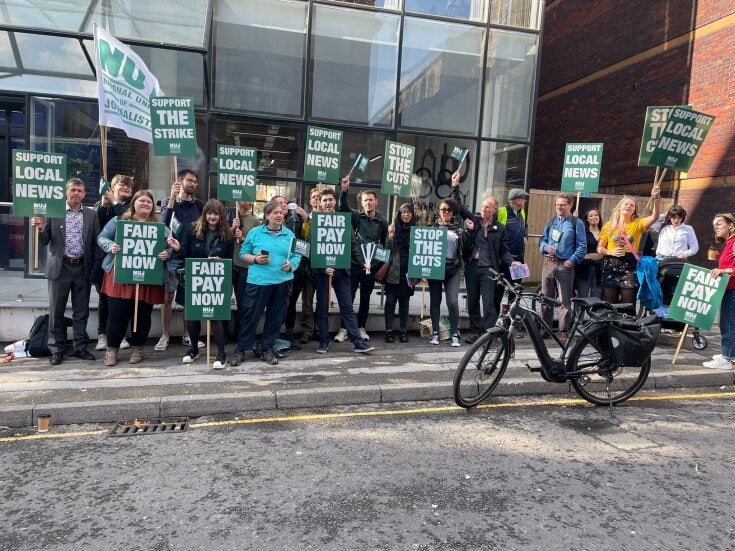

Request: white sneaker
left=182, top=350, right=200, bottom=364
left=430, top=331, right=439, bottom=345
left=334, top=328, right=348, bottom=342
left=212, top=354, right=226, bottom=370
left=95, top=334, right=107, bottom=351
left=119, top=338, right=131, bottom=350
left=451, top=334, right=460, bottom=347
left=703, top=356, right=733, bottom=369
left=359, top=327, right=370, bottom=340
left=182, top=335, right=205, bottom=348
left=154, top=335, right=169, bottom=351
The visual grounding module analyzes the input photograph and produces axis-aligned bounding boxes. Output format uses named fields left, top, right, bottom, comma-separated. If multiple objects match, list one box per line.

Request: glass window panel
left=399, top=18, right=484, bottom=136
left=323, top=0, right=401, bottom=9
left=213, top=0, right=307, bottom=117
left=482, top=29, right=538, bottom=141
left=0, top=32, right=17, bottom=67
left=85, top=0, right=210, bottom=49
left=489, top=0, right=543, bottom=30
left=477, top=140, right=527, bottom=206
left=0, top=0, right=89, bottom=32
left=405, top=0, right=487, bottom=22
left=15, top=33, right=93, bottom=76
left=396, top=133, right=477, bottom=221
left=0, top=74, right=97, bottom=98
left=310, top=5, right=399, bottom=127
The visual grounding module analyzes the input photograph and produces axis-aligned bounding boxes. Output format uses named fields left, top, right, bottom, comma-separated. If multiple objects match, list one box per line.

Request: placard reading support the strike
left=667, top=263, right=729, bottom=331
left=151, top=97, right=197, bottom=156
left=382, top=141, right=415, bottom=198
left=638, top=105, right=690, bottom=166
left=310, top=212, right=351, bottom=269
left=408, top=226, right=447, bottom=280
left=560, top=143, right=603, bottom=193
left=12, top=150, right=67, bottom=218
left=648, top=107, right=715, bottom=172
left=185, top=259, right=232, bottom=321
left=304, top=126, right=343, bottom=184
left=217, top=145, right=257, bottom=201
left=114, top=220, right=166, bottom=284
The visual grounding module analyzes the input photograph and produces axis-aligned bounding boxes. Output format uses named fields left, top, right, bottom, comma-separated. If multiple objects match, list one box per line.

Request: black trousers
left=48, top=262, right=90, bottom=354
left=106, top=298, right=153, bottom=348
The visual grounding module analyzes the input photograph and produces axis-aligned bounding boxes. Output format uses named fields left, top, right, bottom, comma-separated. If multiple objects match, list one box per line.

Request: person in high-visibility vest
left=495, top=188, right=529, bottom=318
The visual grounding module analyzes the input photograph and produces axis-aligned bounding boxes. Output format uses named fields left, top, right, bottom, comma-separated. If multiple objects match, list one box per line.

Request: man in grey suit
left=31, top=178, right=101, bottom=365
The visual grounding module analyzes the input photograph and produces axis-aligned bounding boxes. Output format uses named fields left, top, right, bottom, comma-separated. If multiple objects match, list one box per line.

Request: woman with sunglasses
left=179, top=199, right=234, bottom=369
left=428, top=198, right=468, bottom=347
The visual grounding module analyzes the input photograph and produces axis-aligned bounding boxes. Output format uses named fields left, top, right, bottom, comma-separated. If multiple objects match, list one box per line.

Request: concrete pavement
left=0, top=327, right=731, bottom=428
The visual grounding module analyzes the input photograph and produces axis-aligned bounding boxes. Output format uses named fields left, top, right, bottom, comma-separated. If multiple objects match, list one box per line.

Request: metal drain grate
left=108, top=417, right=189, bottom=437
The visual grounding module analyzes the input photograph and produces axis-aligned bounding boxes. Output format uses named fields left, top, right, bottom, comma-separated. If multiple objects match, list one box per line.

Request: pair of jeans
left=350, top=268, right=376, bottom=329
left=465, top=261, right=498, bottom=334
left=384, top=293, right=410, bottom=332
left=428, top=266, right=460, bottom=334
left=541, top=260, right=575, bottom=332
left=237, top=281, right=290, bottom=353
left=315, top=270, right=361, bottom=347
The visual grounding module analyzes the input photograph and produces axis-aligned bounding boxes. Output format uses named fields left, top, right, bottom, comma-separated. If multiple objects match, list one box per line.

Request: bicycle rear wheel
left=568, top=324, right=650, bottom=405
left=453, top=328, right=510, bottom=408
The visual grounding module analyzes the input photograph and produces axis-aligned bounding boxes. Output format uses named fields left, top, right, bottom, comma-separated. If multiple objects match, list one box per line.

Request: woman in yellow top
left=597, top=187, right=660, bottom=305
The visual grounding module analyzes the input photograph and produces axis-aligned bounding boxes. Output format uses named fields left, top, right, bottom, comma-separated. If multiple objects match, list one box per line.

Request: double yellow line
left=2, top=390, right=733, bottom=443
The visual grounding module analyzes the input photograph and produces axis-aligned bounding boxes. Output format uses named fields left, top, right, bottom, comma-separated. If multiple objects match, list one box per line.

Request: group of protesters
left=32, top=170, right=735, bottom=371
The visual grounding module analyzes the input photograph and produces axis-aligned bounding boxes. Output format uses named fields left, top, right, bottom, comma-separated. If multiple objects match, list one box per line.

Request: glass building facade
left=0, top=0, right=543, bottom=275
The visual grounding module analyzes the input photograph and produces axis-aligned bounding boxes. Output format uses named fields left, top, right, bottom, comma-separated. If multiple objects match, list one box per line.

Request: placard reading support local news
left=304, top=126, right=343, bottom=184
left=408, top=226, right=447, bottom=280
left=638, top=105, right=691, bottom=166
left=667, top=263, right=729, bottom=331
left=150, top=97, right=197, bottom=156
left=12, top=150, right=67, bottom=218
left=185, top=259, right=232, bottom=321
left=113, top=220, right=166, bottom=284
left=217, top=145, right=257, bottom=201
left=560, top=143, right=603, bottom=193
left=648, top=107, right=715, bottom=172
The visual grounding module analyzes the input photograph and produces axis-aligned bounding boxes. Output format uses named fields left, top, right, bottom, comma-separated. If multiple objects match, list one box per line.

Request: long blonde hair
left=606, top=195, right=638, bottom=230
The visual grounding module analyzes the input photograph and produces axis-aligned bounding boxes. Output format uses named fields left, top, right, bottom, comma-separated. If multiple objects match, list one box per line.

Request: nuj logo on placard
left=317, top=170, right=327, bottom=180
left=684, top=311, right=697, bottom=323
left=170, top=143, right=182, bottom=154
left=33, top=203, right=47, bottom=215
left=133, top=270, right=145, bottom=281
left=203, top=307, right=214, bottom=317
left=422, top=267, right=432, bottom=276
left=326, top=256, right=336, bottom=265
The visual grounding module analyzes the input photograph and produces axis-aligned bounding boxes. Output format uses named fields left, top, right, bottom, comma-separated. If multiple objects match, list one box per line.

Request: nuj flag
left=94, top=23, right=164, bottom=143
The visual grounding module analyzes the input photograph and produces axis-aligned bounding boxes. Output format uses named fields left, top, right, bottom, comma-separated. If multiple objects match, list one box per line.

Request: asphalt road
left=1, top=389, right=734, bottom=551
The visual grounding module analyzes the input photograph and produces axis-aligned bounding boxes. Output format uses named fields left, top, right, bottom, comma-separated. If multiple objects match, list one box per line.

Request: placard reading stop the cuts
left=408, top=226, right=447, bottom=280
left=382, top=140, right=415, bottom=198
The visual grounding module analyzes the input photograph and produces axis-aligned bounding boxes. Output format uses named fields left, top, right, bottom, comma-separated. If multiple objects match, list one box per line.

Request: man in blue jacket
left=539, top=193, right=587, bottom=342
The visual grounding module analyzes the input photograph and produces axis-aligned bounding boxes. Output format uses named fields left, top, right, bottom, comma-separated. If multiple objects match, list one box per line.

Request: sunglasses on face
left=439, top=207, right=452, bottom=213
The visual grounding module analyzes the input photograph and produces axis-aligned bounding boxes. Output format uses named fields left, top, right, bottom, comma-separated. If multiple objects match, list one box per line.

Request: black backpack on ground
left=25, top=314, right=72, bottom=357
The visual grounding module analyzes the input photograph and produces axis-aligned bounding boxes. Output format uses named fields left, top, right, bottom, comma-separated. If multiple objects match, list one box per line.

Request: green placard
left=408, top=226, right=446, bottom=280
left=185, top=258, right=232, bottom=321
left=382, top=141, right=415, bottom=198
left=150, top=97, right=197, bottom=156
left=304, top=126, right=343, bottom=184
left=353, top=153, right=369, bottom=174
left=450, top=146, right=469, bottom=166
left=310, top=212, right=351, bottom=269
left=667, top=263, right=729, bottom=331
left=648, top=107, right=715, bottom=172
left=217, top=145, right=257, bottom=201
left=560, top=143, right=603, bottom=193
left=12, top=149, right=67, bottom=218
left=113, top=220, right=166, bottom=284
left=638, top=105, right=690, bottom=166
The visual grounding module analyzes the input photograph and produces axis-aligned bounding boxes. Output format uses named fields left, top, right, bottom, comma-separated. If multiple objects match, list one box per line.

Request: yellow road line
left=2, top=390, right=733, bottom=443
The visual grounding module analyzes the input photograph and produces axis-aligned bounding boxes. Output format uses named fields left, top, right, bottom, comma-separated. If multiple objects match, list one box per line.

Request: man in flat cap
left=495, top=188, right=529, bottom=319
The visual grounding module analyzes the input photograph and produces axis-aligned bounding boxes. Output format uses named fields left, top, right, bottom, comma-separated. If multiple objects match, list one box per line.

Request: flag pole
left=133, top=284, right=139, bottom=332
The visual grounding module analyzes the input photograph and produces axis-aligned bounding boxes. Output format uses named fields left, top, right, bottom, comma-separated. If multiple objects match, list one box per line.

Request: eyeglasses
left=182, top=178, right=198, bottom=184
left=439, top=208, right=452, bottom=213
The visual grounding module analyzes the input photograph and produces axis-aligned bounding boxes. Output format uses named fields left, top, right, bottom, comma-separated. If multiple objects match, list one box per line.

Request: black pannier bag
left=608, top=314, right=661, bottom=367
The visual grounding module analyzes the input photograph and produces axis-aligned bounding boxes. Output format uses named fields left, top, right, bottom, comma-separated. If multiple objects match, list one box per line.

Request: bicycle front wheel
left=568, top=324, right=650, bottom=406
left=453, top=328, right=510, bottom=408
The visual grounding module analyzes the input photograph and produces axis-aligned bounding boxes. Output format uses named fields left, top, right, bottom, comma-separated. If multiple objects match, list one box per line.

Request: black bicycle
left=453, top=269, right=660, bottom=408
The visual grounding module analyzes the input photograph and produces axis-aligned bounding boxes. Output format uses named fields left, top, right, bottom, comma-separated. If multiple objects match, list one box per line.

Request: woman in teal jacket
left=231, top=200, right=301, bottom=366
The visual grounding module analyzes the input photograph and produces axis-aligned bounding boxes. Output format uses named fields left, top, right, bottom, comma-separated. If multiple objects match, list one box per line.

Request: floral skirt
left=601, top=254, right=638, bottom=289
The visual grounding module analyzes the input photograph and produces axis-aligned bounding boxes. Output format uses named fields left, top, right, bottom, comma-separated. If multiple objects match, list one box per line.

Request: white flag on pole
left=93, top=23, right=164, bottom=143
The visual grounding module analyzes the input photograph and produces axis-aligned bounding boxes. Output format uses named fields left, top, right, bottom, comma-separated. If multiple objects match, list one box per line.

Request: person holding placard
left=156, top=169, right=204, bottom=352
left=575, top=208, right=604, bottom=300
left=336, top=177, right=389, bottom=342
left=97, top=190, right=176, bottom=366
left=92, top=174, right=134, bottom=352
left=702, top=213, right=735, bottom=370
left=383, top=203, right=416, bottom=343
left=313, top=188, right=374, bottom=355
left=230, top=201, right=261, bottom=337
left=539, top=193, right=587, bottom=341
left=180, top=199, right=234, bottom=368
left=295, top=187, right=322, bottom=345
left=31, top=178, right=101, bottom=365
left=597, top=188, right=660, bottom=307
left=231, top=200, right=302, bottom=366
left=428, top=197, right=468, bottom=347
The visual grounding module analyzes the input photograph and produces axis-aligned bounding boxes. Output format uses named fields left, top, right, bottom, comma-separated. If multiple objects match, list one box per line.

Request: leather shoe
left=465, top=333, right=480, bottom=344
left=72, top=350, right=96, bottom=361
left=49, top=352, right=64, bottom=365
left=230, top=349, right=244, bottom=367
left=300, top=333, right=312, bottom=344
